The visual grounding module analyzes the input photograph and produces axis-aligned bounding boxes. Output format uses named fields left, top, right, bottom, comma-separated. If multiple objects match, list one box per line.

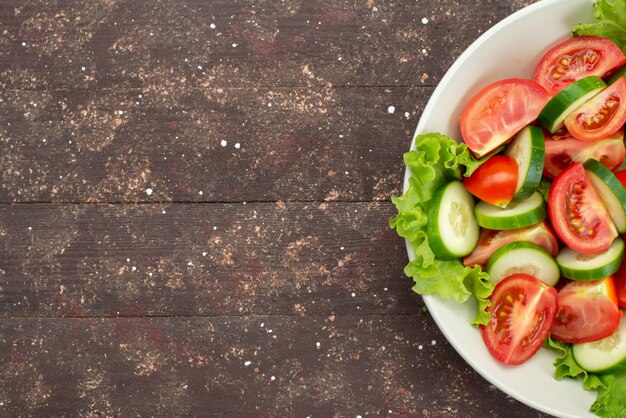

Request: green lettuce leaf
left=544, top=337, right=591, bottom=382
left=405, top=260, right=492, bottom=325
left=390, top=132, right=493, bottom=325
left=463, top=264, right=495, bottom=326
left=572, top=0, right=626, bottom=53
left=591, top=369, right=626, bottom=418
left=457, top=146, right=489, bottom=177
left=544, top=337, right=606, bottom=390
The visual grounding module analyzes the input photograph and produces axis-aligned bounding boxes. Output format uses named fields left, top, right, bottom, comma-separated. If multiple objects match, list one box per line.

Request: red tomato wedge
left=614, top=258, right=626, bottom=308
left=462, top=155, right=518, bottom=207
left=481, top=274, right=558, bottom=365
left=460, top=78, right=550, bottom=158
left=565, top=77, right=626, bottom=142
left=463, top=221, right=559, bottom=268
left=543, top=128, right=625, bottom=179
left=548, top=162, right=617, bottom=253
left=534, top=36, right=625, bottom=95
left=550, top=277, right=620, bottom=343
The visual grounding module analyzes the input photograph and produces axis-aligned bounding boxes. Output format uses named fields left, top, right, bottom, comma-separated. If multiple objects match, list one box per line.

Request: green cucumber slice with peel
left=427, top=181, right=479, bottom=260
left=474, top=191, right=547, bottom=230
left=486, top=241, right=559, bottom=286
left=556, top=237, right=624, bottom=281
left=504, top=125, right=545, bottom=199
left=584, top=158, right=626, bottom=233
left=538, top=76, right=606, bottom=133
left=573, top=315, right=626, bottom=373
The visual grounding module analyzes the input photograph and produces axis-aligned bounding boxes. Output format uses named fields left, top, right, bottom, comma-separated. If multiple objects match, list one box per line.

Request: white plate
left=404, top=0, right=598, bottom=417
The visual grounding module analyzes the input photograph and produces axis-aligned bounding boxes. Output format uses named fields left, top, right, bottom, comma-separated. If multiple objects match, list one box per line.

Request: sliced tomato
left=565, top=77, right=626, bottom=142
left=460, top=79, right=550, bottom=158
left=463, top=221, right=559, bottom=268
left=543, top=128, right=625, bottom=179
left=614, top=257, right=626, bottom=308
left=481, top=273, right=558, bottom=365
left=462, top=155, right=518, bottom=207
left=550, top=277, right=620, bottom=343
left=548, top=162, right=617, bottom=254
left=534, top=36, right=625, bottom=95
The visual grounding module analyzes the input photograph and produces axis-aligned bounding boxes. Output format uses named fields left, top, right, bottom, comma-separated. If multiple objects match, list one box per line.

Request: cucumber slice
left=486, top=241, right=559, bottom=285
left=504, top=125, right=545, bottom=199
left=427, top=181, right=479, bottom=260
left=538, top=76, right=606, bottom=133
left=584, top=158, right=626, bottom=233
left=573, top=315, right=626, bottom=373
left=474, top=191, right=547, bottom=230
left=556, top=237, right=624, bottom=281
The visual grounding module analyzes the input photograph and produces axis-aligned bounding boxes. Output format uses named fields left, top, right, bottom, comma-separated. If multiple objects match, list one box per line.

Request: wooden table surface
left=0, top=0, right=553, bottom=416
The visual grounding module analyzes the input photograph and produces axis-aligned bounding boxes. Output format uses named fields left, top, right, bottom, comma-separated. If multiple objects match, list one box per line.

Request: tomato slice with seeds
left=460, top=78, right=550, bottom=158
left=565, top=77, right=626, bottom=142
left=534, top=36, right=625, bottom=95
left=548, top=162, right=617, bottom=254
left=463, top=221, right=559, bottom=268
left=481, top=273, right=558, bottom=365
left=543, top=128, right=625, bottom=179
left=550, top=277, right=620, bottom=343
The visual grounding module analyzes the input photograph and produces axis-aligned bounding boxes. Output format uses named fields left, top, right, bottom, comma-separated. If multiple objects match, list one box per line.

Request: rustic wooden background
left=0, top=0, right=551, bottom=416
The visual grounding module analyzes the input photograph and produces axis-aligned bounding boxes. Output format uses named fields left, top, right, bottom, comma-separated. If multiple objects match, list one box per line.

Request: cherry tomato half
left=543, top=128, right=625, bottom=179
left=550, top=277, right=620, bottom=343
left=463, top=155, right=518, bottom=207
left=463, top=221, right=559, bottom=268
left=548, top=162, right=617, bottom=254
left=481, top=273, right=558, bottom=365
left=460, top=79, right=550, bottom=158
left=565, top=77, right=626, bottom=142
left=534, top=36, right=625, bottom=95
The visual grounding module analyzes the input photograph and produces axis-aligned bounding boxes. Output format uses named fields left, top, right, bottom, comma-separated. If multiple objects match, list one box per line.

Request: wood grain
left=0, top=86, right=427, bottom=203
left=0, top=202, right=423, bottom=317
left=0, top=316, right=545, bottom=417
left=1, top=0, right=534, bottom=90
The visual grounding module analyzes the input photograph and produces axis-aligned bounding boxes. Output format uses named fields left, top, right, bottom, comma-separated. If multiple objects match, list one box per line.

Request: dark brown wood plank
left=0, top=315, right=548, bottom=417
left=0, top=0, right=536, bottom=90
left=1, top=86, right=426, bottom=203
left=0, top=202, right=423, bottom=318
